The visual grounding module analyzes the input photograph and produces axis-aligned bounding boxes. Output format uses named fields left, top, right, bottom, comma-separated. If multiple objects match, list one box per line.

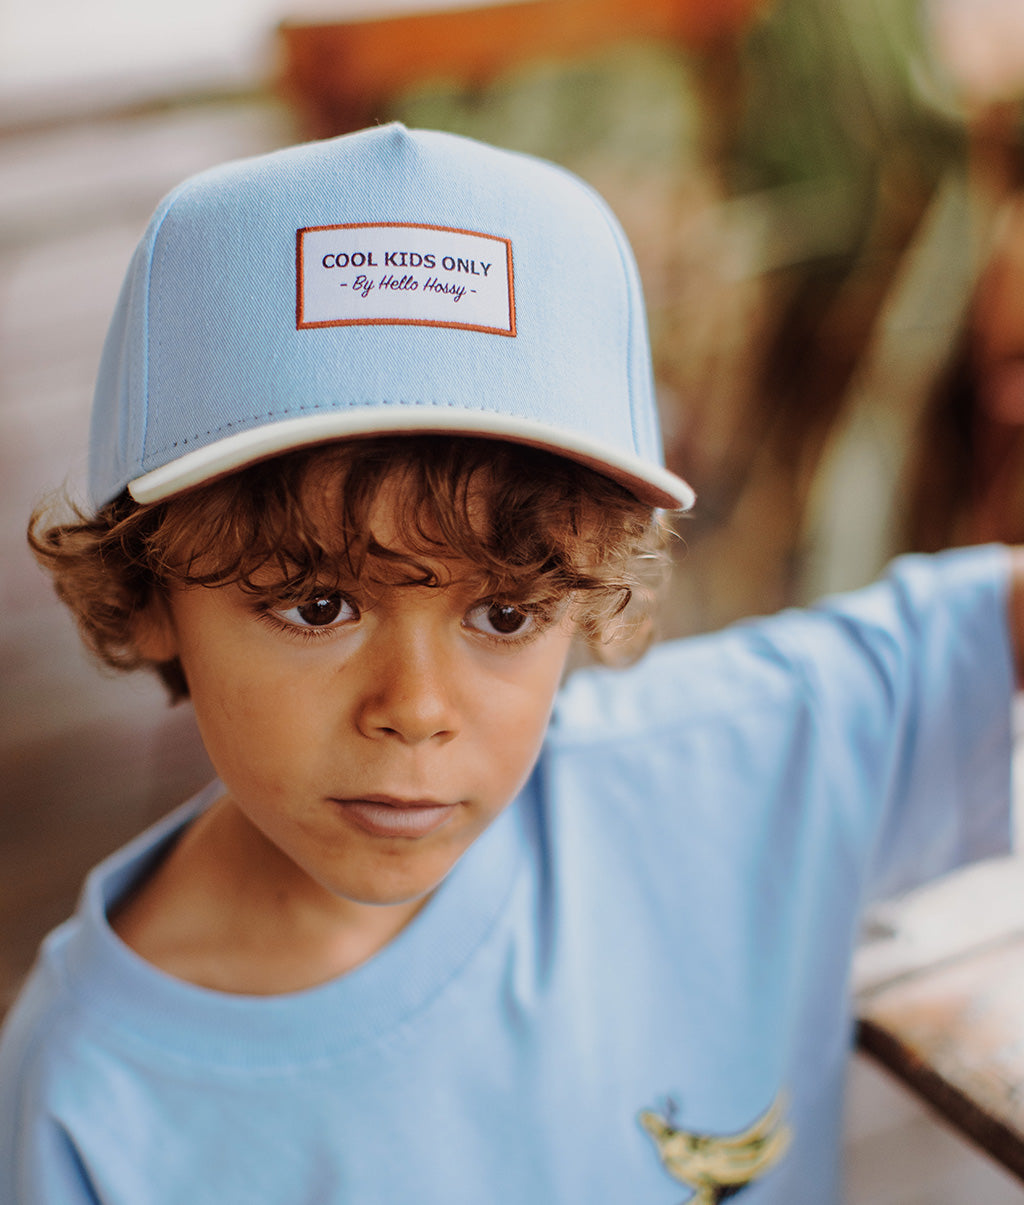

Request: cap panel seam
left=141, top=188, right=193, bottom=477
left=522, top=159, right=640, bottom=444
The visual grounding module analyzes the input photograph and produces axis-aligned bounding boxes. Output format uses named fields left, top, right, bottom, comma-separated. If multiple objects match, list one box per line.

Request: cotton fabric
left=0, top=547, right=1014, bottom=1204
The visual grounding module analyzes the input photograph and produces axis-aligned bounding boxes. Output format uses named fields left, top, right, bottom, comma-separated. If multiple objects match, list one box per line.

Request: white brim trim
left=128, top=409, right=696, bottom=510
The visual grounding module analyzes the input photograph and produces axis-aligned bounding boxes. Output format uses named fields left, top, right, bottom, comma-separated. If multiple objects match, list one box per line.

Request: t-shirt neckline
left=62, top=779, right=529, bottom=1068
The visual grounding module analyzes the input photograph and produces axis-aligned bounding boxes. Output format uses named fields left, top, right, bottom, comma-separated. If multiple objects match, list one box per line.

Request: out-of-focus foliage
left=385, top=0, right=1023, bottom=628
left=390, top=40, right=702, bottom=174
left=733, top=0, right=959, bottom=192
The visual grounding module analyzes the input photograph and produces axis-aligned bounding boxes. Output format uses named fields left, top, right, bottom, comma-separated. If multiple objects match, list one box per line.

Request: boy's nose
left=355, top=631, right=459, bottom=745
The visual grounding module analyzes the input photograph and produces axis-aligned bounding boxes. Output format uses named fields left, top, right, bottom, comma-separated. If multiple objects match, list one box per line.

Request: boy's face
left=149, top=471, right=575, bottom=913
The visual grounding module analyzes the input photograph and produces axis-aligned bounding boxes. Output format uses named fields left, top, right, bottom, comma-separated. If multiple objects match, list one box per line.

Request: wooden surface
left=855, top=853, right=1024, bottom=1183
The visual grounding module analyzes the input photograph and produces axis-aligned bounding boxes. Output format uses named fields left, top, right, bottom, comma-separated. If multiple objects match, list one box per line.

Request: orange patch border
left=295, top=221, right=516, bottom=337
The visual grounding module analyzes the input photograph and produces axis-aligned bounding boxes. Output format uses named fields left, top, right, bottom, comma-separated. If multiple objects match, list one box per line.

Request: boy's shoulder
left=551, top=545, right=1013, bottom=753
left=0, top=792, right=211, bottom=1091
left=552, top=623, right=802, bottom=747
left=0, top=916, right=99, bottom=1178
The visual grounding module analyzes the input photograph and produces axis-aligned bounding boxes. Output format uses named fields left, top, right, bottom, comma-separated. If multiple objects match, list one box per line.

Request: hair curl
left=29, top=436, right=669, bottom=701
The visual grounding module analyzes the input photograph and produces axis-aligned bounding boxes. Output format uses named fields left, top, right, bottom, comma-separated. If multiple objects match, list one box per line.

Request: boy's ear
left=132, top=595, right=179, bottom=663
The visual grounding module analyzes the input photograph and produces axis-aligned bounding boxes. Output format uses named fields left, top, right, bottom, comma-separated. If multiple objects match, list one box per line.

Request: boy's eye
left=465, top=601, right=534, bottom=639
left=274, top=593, right=358, bottom=630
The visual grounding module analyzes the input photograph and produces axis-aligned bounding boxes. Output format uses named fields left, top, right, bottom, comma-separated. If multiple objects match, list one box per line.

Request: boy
left=0, top=123, right=1020, bottom=1204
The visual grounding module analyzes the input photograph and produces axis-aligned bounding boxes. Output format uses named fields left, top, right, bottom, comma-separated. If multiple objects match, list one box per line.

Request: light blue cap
left=88, top=123, right=695, bottom=511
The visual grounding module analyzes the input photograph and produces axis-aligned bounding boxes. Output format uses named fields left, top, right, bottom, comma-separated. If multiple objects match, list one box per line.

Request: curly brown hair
left=28, top=436, right=669, bottom=702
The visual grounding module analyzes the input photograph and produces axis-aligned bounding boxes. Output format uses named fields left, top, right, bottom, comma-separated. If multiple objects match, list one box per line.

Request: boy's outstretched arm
left=1009, top=547, right=1024, bottom=686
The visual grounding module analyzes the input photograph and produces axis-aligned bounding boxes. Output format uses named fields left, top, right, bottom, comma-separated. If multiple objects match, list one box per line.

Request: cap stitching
left=142, top=398, right=500, bottom=462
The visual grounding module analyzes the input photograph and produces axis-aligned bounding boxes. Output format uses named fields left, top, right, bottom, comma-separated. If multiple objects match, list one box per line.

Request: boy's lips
left=329, top=794, right=458, bottom=838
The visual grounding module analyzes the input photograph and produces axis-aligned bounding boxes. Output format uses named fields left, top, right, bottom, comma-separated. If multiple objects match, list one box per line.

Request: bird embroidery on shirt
left=638, top=1092, right=791, bottom=1204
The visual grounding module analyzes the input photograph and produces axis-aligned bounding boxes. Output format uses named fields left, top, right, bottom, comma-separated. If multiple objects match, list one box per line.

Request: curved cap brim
left=128, top=409, right=696, bottom=511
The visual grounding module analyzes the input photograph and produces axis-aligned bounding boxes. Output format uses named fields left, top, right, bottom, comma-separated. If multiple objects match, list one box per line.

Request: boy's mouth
left=330, top=794, right=457, bottom=838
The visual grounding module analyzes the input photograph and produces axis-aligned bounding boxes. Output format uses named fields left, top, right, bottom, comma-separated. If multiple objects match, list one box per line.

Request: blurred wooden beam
left=278, top=0, right=768, bottom=136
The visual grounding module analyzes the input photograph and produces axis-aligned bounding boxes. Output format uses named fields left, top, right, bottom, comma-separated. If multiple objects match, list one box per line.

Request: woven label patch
left=297, top=222, right=515, bottom=336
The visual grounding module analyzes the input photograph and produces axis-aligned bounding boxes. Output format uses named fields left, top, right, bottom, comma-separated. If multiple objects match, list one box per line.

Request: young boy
left=0, top=123, right=1020, bottom=1204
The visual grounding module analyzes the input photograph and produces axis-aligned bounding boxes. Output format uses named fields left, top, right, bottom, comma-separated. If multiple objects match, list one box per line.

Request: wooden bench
left=854, top=855, right=1024, bottom=1182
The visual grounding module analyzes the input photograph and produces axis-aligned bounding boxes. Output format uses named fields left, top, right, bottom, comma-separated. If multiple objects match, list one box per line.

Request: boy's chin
left=327, top=859, right=459, bottom=911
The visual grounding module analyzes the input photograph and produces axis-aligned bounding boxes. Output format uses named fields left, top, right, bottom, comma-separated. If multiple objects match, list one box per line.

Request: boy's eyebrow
left=237, top=563, right=573, bottom=605
left=235, top=558, right=472, bottom=594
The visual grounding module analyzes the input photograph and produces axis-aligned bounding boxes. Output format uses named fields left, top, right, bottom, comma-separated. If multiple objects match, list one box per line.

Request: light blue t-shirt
left=0, top=547, right=1015, bottom=1204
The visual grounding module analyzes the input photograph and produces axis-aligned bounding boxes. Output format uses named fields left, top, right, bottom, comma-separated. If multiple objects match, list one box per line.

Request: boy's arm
left=1009, top=547, right=1024, bottom=687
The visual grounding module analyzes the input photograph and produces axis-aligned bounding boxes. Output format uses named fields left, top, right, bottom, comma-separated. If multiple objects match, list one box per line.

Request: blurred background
left=3, top=0, right=1024, bottom=1198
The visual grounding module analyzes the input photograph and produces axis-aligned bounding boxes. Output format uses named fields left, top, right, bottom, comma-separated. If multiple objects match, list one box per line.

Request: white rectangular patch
left=296, top=222, right=515, bottom=336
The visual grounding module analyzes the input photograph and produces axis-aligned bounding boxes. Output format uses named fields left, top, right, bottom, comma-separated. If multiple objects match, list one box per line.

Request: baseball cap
left=88, top=122, right=695, bottom=512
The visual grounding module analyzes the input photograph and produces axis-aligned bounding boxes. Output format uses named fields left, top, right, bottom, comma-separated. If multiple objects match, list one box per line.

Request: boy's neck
left=109, top=798, right=428, bottom=995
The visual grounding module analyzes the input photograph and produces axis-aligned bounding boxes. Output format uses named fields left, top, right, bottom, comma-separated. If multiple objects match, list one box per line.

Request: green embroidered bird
left=638, top=1094, right=791, bottom=1204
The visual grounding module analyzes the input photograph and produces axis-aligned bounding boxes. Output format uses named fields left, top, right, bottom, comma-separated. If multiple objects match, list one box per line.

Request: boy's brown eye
left=487, top=604, right=527, bottom=634
left=296, top=595, right=347, bottom=626
left=465, top=600, right=534, bottom=639
left=271, top=593, right=358, bottom=631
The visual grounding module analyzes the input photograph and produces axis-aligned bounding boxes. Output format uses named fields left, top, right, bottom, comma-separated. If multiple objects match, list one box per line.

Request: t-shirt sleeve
left=0, top=964, right=103, bottom=1205
left=554, top=545, right=1015, bottom=907
left=761, top=544, right=1015, bottom=901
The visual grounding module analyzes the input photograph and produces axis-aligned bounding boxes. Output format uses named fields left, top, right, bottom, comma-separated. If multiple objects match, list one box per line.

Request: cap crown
left=89, top=124, right=693, bottom=510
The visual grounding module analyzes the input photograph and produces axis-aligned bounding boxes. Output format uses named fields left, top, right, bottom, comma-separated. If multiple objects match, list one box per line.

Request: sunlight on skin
left=111, top=472, right=577, bottom=994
